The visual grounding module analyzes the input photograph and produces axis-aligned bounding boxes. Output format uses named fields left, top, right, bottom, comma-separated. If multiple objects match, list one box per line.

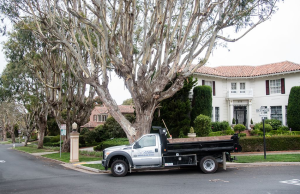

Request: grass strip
left=14, top=144, right=57, bottom=153
left=43, top=152, right=101, bottom=163
left=235, top=154, right=300, bottom=163
left=82, top=164, right=109, bottom=171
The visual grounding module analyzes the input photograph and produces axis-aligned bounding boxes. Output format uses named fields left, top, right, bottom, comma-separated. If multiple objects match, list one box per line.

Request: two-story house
left=192, top=61, right=300, bottom=129
left=81, top=105, right=134, bottom=130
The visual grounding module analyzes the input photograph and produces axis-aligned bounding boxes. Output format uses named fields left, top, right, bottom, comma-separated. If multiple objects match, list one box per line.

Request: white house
left=192, top=61, right=300, bottom=129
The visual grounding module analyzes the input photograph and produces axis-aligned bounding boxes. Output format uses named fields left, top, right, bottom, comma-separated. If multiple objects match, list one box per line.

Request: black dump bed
left=156, top=126, right=242, bottom=155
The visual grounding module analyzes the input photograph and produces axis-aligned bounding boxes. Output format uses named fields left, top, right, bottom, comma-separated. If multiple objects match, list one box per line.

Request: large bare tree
left=2, top=0, right=280, bottom=143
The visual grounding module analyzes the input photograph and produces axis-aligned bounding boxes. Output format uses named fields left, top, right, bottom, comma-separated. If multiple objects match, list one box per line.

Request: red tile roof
left=81, top=105, right=134, bottom=128
left=194, top=61, right=300, bottom=77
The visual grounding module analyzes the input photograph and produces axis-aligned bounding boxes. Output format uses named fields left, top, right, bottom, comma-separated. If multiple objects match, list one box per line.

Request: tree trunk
left=10, top=130, right=16, bottom=144
left=3, top=127, right=7, bottom=141
left=62, top=138, right=70, bottom=152
left=37, top=122, right=47, bottom=149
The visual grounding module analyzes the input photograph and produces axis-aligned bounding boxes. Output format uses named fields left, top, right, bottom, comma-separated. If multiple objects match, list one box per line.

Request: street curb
left=227, top=162, right=300, bottom=168
left=75, top=164, right=110, bottom=174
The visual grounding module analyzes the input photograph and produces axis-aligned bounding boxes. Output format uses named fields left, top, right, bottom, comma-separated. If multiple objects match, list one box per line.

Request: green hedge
left=239, top=136, right=300, bottom=152
left=94, top=138, right=129, bottom=151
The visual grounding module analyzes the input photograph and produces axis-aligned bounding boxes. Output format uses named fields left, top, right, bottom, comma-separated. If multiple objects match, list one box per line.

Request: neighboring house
left=192, top=61, right=300, bottom=129
left=81, top=105, right=134, bottom=130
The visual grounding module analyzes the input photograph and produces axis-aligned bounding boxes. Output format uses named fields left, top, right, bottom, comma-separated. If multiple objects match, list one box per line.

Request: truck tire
left=200, top=156, right=218, bottom=174
left=111, top=160, right=128, bottom=177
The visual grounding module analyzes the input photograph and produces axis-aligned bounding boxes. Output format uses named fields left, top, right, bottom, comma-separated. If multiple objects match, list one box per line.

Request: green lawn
left=82, top=164, right=108, bottom=171
left=43, top=152, right=101, bottom=163
left=235, top=154, right=300, bottom=163
left=14, top=144, right=58, bottom=153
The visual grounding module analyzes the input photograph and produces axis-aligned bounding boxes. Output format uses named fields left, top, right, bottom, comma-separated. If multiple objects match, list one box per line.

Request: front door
left=234, top=106, right=247, bottom=126
left=131, top=134, right=161, bottom=166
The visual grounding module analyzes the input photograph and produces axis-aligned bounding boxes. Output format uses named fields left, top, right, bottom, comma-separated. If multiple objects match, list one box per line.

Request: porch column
left=248, top=100, right=252, bottom=129
left=229, top=100, right=234, bottom=125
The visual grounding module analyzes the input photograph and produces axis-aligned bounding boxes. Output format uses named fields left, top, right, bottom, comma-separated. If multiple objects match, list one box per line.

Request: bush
left=234, top=124, right=246, bottom=133
left=191, top=86, right=212, bottom=126
left=43, top=136, right=52, bottom=143
left=253, top=123, right=261, bottom=130
left=50, top=135, right=60, bottom=143
left=94, top=138, right=129, bottom=151
left=194, top=114, right=211, bottom=137
left=224, top=129, right=235, bottom=135
left=209, top=129, right=235, bottom=137
left=264, top=119, right=282, bottom=130
left=94, top=125, right=108, bottom=142
left=238, top=133, right=246, bottom=138
left=211, top=121, right=230, bottom=132
left=278, top=126, right=289, bottom=131
left=80, top=128, right=89, bottom=135
left=84, top=130, right=97, bottom=144
left=79, top=135, right=86, bottom=147
left=287, top=86, right=300, bottom=131
left=31, top=134, right=37, bottom=140
left=259, top=124, right=272, bottom=132
left=239, top=136, right=300, bottom=152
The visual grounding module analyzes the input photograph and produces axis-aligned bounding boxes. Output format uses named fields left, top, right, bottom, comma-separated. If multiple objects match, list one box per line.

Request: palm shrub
left=287, top=86, right=300, bottom=131
left=234, top=124, right=246, bottom=133
left=194, top=114, right=211, bottom=137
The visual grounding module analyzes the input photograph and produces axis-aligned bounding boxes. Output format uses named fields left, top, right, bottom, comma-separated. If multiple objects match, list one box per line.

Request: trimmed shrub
left=50, top=135, right=60, bottom=143
left=259, top=123, right=272, bottom=132
left=43, top=136, right=52, bottom=143
left=239, top=136, right=300, bottom=152
left=194, top=114, right=211, bottom=137
left=94, top=138, right=129, bottom=151
left=191, top=86, right=212, bottom=126
left=264, top=119, right=282, bottom=130
left=238, top=133, right=246, bottom=138
left=287, top=86, right=300, bottom=131
left=84, top=130, right=97, bottom=144
left=234, top=124, right=246, bottom=133
left=211, top=121, right=230, bottom=132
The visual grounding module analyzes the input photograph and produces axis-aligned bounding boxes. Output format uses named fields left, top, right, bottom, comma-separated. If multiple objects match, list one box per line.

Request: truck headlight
left=104, top=152, right=111, bottom=159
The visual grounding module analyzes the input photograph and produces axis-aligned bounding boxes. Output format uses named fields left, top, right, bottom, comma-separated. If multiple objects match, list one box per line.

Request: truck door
left=131, top=134, right=161, bottom=166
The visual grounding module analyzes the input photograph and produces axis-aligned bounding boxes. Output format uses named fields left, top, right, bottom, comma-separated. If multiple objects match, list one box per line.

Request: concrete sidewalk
left=232, top=150, right=300, bottom=156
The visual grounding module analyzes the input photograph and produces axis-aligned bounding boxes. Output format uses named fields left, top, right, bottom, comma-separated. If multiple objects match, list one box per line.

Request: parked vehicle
left=102, top=126, right=242, bottom=177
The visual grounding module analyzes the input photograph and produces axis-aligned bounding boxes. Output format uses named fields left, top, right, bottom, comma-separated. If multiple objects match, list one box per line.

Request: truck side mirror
left=133, top=142, right=141, bottom=149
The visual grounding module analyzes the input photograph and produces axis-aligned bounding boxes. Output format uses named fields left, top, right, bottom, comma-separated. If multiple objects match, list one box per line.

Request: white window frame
left=270, top=106, right=282, bottom=122
left=270, top=79, right=281, bottom=94
left=215, top=107, right=220, bottom=122
left=231, top=83, right=237, bottom=93
left=240, top=83, right=245, bottom=93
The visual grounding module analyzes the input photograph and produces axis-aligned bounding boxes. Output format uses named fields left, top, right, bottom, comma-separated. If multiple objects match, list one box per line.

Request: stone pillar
left=229, top=100, right=234, bottom=125
left=248, top=100, right=252, bottom=130
left=70, top=131, right=80, bottom=163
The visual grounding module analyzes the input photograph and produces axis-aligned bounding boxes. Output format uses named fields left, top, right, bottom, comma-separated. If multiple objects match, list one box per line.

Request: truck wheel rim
left=203, top=159, right=215, bottom=171
left=114, top=163, right=125, bottom=175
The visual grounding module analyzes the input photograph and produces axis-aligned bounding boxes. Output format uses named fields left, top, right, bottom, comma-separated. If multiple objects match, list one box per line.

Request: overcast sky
left=0, top=0, right=299, bottom=105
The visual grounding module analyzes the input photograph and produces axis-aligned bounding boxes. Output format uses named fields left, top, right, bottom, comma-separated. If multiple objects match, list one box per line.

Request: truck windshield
left=135, top=135, right=156, bottom=148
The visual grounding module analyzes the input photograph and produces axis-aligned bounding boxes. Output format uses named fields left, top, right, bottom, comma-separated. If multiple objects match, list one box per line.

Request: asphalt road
left=1, top=144, right=299, bottom=194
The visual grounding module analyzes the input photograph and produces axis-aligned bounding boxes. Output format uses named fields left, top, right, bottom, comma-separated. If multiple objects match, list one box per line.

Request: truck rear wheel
left=200, top=156, right=218, bottom=174
left=111, top=160, right=128, bottom=177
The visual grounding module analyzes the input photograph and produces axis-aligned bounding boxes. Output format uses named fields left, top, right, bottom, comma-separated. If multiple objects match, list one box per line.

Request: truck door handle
left=155, top=148, right=158, bottom=152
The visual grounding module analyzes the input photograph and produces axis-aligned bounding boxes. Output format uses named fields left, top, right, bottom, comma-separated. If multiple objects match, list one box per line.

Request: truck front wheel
left=200, top=156, right=218, bottom=174
left=111, top=160, right=128, bottom=177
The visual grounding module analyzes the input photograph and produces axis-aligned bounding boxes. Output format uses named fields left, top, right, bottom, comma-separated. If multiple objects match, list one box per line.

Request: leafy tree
left=1, top=0, right=280, bottom=143
left=191, top=86, right=212, bottom=126
left=122, top=99, right=133, bottom=105
left=287, top=86, right=300, bottom=131
left=194, top=114, right=211, bottom=137
left=152, top=77, right=197, bottom=137
left=103, top=115, right=135, bottom=139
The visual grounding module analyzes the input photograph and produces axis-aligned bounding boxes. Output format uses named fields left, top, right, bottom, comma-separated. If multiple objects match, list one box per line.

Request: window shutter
left=266, top=80, right=270, bottom=95
left=213, top=81, right=216, bottom=96
left=281, top=78, right=285, bottom=94
left=202, top=80, right=205, bottom=85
